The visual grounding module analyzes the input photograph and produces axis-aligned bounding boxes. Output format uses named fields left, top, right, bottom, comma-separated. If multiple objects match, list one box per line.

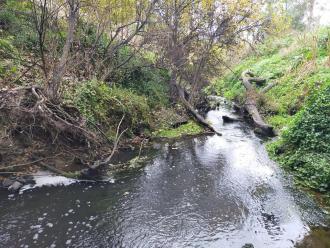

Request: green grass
left=210, top=28, right=330, bottom=204
left=209, top=28, right=330, bottom=130
left=153, top=121, right=204, bottom=138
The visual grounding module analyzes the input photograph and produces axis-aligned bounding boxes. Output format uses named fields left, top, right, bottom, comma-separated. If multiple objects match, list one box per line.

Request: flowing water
left=0, top=105, right=328, bottom=248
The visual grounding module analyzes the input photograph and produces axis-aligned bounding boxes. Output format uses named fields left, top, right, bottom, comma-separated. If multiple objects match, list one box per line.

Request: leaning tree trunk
left=174, top=82, right=221, bottom=135
left=47, top=0, right=79, bottom=101
left=241, top=70, right=275, bottom=136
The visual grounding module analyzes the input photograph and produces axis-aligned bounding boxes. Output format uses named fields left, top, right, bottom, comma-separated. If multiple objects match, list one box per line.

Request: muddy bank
left=0, top=87, right=215, bottom=191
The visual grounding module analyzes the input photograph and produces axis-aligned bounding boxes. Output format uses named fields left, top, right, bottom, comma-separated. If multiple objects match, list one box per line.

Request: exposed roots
left=0, top=86, right=108, bottom=180
left=0, top=86, right=99, bottom=146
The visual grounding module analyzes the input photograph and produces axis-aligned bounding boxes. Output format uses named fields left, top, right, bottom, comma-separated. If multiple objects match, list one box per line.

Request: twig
left=87, top=120, right=112, bottom=144
left=91, top=114, right=127, bottom=169
left=37, top=161, right=68, bottom=176
left=0, top=154, right=61, bottom=171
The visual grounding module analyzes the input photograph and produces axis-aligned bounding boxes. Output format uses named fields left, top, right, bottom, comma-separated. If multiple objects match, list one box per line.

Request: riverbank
left=207, top=29, right=330, bottom=207
left=0, top=86, right=209, bottom=192
left=1, top=106, right=328, bottom=248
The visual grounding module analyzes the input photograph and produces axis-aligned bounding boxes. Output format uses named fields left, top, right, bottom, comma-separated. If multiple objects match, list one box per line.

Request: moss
left=153, top=121, right=204, bottom=138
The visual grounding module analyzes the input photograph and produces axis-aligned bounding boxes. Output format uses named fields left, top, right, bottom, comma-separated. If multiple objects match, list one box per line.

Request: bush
left=73, top=80, right=151, bottom=139
left=0, top=37, right=18, bottom=78
left=110, top=47, right=170, bottom=108
left=0, top=4, right=37, bottom=50
left=268, top=83, right=330, bottom=192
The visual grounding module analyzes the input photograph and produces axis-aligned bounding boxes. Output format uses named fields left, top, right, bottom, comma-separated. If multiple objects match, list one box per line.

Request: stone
left=2, top=178, right=15, bottom=188
left=80, top=168, right=99, bottom=179
left=222, top=115, right=241, bottom=123
left=242, top=244, right=254, bottom=248
left=8, top=181, right=23, bottom=192
left=17, top=175, right=35, bottom=185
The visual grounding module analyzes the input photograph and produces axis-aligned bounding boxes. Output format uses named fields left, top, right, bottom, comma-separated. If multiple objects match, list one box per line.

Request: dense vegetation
left=209, top=28, right=330, bottom=203
left=0, top=1, right=204, bottom=142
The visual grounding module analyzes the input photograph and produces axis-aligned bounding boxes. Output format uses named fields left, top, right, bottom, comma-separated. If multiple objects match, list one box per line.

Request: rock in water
left=242, top=244, right=254, bottom=248
left=80, top=168, right=99, bottom=180
left=8, top=181, right=23, bottom=192
left=222, top=115, right=240, bottom=123
left=2, top=178, right=15, bottom=188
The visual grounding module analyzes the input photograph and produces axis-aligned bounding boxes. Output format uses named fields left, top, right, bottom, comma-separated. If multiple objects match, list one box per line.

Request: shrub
left=110, top=47, right=170, bottom=108
left=73, top=80, right=151, bottom=139
left=0, top=37, right=18, bottom=78
left=269, top=83, right=330, bottom=192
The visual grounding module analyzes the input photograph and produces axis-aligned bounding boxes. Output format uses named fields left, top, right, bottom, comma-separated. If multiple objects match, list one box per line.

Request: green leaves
left=153, top=121, right=203, bottom=138
left=269, top=83, right=330, bottom=194
left=73, top=80, right=151, bottom=139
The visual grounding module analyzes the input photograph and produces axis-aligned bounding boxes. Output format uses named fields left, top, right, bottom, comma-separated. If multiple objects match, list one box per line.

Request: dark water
left=0, top=107, right=328, bottom=248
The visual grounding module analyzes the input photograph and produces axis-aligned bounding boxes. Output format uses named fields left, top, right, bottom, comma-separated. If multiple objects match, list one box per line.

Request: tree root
left=0, top=86, right=99, bottom=146
left=0, top=86, right=110, bottom=179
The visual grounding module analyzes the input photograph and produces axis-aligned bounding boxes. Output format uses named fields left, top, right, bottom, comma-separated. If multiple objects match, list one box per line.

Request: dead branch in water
left=90, top=114, right=127, bottom=169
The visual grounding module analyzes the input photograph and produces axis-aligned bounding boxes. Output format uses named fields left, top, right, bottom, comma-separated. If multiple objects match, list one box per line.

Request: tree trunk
left=171, top=76, right=220, bottom=135
left=241, top=70, right=275, bottom=136
left=169, top=70, right=179, bottom=103
left=47, top=0, right=79, bottom=101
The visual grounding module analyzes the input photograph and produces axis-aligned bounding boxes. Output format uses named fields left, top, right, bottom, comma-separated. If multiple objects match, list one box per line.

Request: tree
left=29, top=0, right=156, bottom=100
left=47, top=0, right=80, bottom=101
left=78, top=0, right=158, bottom=81
left=146, top=0, right=266, bottom=129
left=30, top=0, right=80, bottom=101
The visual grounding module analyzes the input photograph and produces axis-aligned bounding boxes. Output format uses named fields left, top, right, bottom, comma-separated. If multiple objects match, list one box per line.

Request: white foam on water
left=20, top=171, right=77, bottom=193
left=19, top=171, right=116, bottom=193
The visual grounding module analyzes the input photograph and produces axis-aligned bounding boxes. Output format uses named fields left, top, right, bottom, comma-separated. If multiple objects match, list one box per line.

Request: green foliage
left=0, top=36, right=16, bottom=57
left=213, top=30, right=330, bottom=128
left=76, top=20, right=109, bottom=55
left=153, top=121, right=203, bottom=138
left=0, top=8, right=19, bottom=32
left=0, top=3, right=37, bottom=50
left=282, top=84, right=330, bottom=154
left=268, top=83, right=330, bottom=193
left=73, top=80, right=151, bottom=138
left=257, top=35, right=294, bottom=56
left=213, top=29, right=330, bottom=200
left=0, top=36, right=18, bottom=77
left=112, top=47, right=170, bottom=108
left=265, top=115, right=293, bottom=130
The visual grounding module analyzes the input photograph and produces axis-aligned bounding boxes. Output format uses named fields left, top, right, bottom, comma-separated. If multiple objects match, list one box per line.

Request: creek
left=0, top=104, right=328, bottom=248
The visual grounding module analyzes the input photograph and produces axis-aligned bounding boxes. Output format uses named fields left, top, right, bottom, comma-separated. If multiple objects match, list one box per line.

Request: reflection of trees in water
left=115, top=137, right=247, bottom=243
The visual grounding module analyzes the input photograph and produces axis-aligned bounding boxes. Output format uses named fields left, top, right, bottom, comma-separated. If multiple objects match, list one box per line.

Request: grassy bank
left=208, top=29, right=330, bottom=205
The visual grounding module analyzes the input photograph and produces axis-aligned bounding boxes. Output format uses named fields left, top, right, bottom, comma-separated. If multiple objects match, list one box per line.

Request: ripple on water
left=0, top=107, right=328, bottom=248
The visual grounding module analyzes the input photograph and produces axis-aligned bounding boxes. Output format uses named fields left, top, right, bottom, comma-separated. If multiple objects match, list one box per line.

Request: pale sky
left=314, top=0, right=330, bottom=25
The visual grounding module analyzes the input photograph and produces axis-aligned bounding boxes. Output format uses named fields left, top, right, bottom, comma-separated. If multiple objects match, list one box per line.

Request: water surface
left=0, top=107, right=327, bottom=248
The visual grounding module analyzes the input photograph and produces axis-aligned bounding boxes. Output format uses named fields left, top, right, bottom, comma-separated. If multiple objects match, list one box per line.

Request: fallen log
left=176, top=85, right=221, bottom=135
left=241, top=70, right=275, bottom=136
left=261, top=82, right=276, bottom=93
